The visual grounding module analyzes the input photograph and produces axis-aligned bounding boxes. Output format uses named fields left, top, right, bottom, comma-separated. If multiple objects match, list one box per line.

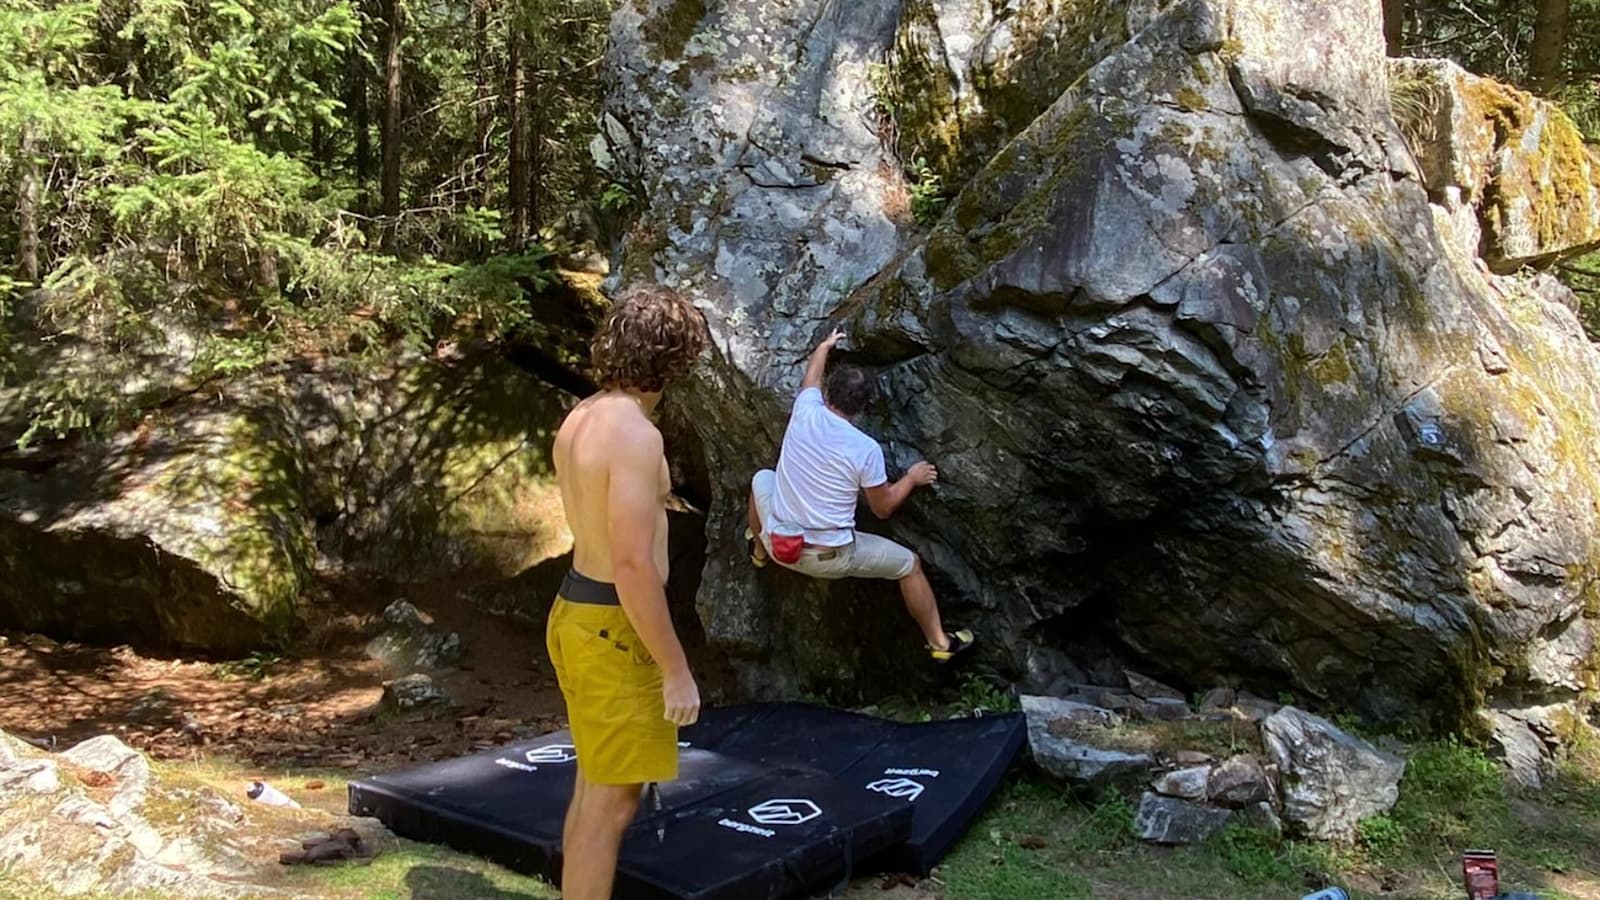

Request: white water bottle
left=247, top=780, right=301, bottom=809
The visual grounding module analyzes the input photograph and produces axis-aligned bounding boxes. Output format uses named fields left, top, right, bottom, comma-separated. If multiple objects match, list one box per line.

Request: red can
left=1462, top=849, right=1499, bottom=900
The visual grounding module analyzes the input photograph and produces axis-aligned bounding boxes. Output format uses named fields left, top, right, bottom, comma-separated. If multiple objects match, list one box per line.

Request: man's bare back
left=554, top=392, right=671, bottom=584
left=546, top=283, right=706, bottom=900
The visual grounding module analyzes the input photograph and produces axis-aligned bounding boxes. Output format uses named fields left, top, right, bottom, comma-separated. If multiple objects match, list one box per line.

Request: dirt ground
left=0, top=576, right=732, bottom=774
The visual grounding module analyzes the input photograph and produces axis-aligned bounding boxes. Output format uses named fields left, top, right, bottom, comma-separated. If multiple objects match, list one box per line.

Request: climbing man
left=747, top=328, right=975, bottom=662
left=547, top=284, right=708, bottom=900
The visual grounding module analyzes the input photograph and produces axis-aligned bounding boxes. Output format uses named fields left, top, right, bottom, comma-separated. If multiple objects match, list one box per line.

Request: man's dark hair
left=591, top=284, right=708, bottom=392
left=824, top=363, right=874, bottom=416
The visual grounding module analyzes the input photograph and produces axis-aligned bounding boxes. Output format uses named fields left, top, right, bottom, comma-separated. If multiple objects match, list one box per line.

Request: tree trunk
left=348, top=31, right=371, bottom=186
left=507, top=22, right=528, bottom=250
left=380, top=0, right=404, bottom=251
left=1383, top=0, right=1406, bottom=57
left=1530, top=0, right=1571, bottom=93
left=17, top=129, right=40, bottom=284
left=527, top=74, right=543, bottom=238
left=474, top=0, right=493, bottom=209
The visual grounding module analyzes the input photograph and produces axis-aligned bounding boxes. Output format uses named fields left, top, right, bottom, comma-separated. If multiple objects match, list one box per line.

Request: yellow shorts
left=545, top=596, right=678, bottom=785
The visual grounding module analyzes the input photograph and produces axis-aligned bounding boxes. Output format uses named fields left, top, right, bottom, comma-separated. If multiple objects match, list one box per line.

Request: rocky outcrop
left=604, top=0, right=1600, bottom=731
left=0, top=349, right=570, bottom=652
left=1026, top=688, right=1400, bottom=845
left=0, top=728, right=388, bottom=896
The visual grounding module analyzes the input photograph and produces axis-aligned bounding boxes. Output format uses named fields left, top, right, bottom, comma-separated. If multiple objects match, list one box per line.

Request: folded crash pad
left=350, top=703, right=1024, bottom=896
left=349, top=731, right=911, bottom=900
left=681, top=703, right=1028, bottom=873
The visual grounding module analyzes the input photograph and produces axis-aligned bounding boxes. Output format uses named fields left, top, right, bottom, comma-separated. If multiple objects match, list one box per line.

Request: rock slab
left=1023, top=695, right=1151, bottom=789
left=1133, top=792, right=1235, bottom=845
left=1262, top=707, right=1405, bottom=839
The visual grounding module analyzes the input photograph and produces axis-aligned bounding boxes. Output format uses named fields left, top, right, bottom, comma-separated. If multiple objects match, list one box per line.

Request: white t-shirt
left=772, top=387, right=887, bottom=547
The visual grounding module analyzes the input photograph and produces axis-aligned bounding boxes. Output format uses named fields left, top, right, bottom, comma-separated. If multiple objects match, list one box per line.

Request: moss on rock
left=641, top=0, right=708, bottom=61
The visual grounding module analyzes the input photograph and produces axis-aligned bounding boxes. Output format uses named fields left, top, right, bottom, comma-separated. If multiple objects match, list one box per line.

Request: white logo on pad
left=747, top=798, right=822, bottom=826
left=524, top=744, right=577, bottom=764
left=867, top=777, right=926, bottom=802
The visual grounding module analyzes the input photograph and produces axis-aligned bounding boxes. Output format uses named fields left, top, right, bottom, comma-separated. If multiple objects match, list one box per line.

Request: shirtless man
left=546, top=284, right=707, bottom=900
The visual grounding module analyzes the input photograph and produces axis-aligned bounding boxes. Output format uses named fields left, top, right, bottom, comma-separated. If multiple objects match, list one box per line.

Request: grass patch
left=922, top=731, right=1600, bottom=900
left=293, top=841, right=557, bottom=899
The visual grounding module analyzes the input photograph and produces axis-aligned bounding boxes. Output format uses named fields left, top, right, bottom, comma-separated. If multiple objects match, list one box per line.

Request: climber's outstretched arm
left=800, top=329, right=846, bottom=391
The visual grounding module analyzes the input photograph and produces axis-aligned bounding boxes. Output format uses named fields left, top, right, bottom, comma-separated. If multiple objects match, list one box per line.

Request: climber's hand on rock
left=909, top=461, right=938, bottom=487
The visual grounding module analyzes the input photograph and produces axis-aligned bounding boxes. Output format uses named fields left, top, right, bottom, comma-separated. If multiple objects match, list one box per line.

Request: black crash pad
left=349, top=731, right=912, bottom=900
left=681, top=703, right=1028, bottom=874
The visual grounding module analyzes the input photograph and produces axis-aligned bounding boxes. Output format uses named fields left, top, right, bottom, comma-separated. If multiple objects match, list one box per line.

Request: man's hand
left=663, top=669, right=701, bottom=726
left=803, top=327, right=848, bottom=389
left=908, top=461, right=938, bottom=487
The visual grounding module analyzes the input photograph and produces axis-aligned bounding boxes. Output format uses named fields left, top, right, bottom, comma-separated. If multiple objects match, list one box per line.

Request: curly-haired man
left=546, top=283, right=707, bottom=900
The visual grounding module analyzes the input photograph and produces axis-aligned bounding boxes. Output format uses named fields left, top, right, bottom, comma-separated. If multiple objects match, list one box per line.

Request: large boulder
left=1262, top=707, right=1405, bottom=839
left=603, top=0, right=1600, bottom=731
left=0, top=348, right=570, bottom=652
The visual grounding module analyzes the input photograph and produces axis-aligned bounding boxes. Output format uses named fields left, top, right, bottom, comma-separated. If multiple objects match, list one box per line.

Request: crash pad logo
left=867, top=777, right=926, bottom=802
left=524, top=744, right=577, bottom=765
left=747, top=798, right=822, bottom=826
left=494, top=744, right=577, bottom=771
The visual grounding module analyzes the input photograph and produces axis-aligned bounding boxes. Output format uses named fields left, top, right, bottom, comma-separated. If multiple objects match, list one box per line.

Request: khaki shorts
left=545, top=597, right=678, bottom=785
left=751, top=469, right=917, bottom=580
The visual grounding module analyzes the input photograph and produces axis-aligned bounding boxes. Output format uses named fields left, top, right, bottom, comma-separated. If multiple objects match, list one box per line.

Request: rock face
left=1262, top=707, right=1405, bottom=839
left=0, top=350, right=571, bottom=652
left=1390, top=58, right=1600, bottom=272
left=604, top=0, right=1600, bottom=729
left=0, top=728, right=386, bottom=897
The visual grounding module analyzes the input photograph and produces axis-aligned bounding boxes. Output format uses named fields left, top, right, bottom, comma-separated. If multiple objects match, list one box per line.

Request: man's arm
left=607, top=427, right=698, bottom=725
left=800, top=328, right=846, bottom=390
left=864, top=461, right=937, bottom=519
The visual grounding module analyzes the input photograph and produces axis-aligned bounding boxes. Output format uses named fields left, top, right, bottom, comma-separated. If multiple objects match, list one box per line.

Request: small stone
left=1207, top=755, right=1273, bottom=808
left=381, top=674, right=451, bottom=713
left=1175, top=750, right=1214, bottom=766
left=1126, top=671, right=1186, bottom=702
left=1139, top=698, right=1193, bottom=721
left=1152, top=765, right=1211, bottom=801
left=1018, top=834, right=1048, bottom=850
left=1199, top=687, right=1236, bottom=710
left=1133, top=792, right=1235, bottom=845
left=1239, top=801, right=1283, bottom=837
left=382, top=600, right=430, bottom=631
left=1233, top=692, right=1282, bottom=724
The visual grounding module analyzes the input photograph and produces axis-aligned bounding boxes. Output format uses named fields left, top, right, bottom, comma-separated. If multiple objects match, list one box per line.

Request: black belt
left=560, top=570, right=621, bottom=605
